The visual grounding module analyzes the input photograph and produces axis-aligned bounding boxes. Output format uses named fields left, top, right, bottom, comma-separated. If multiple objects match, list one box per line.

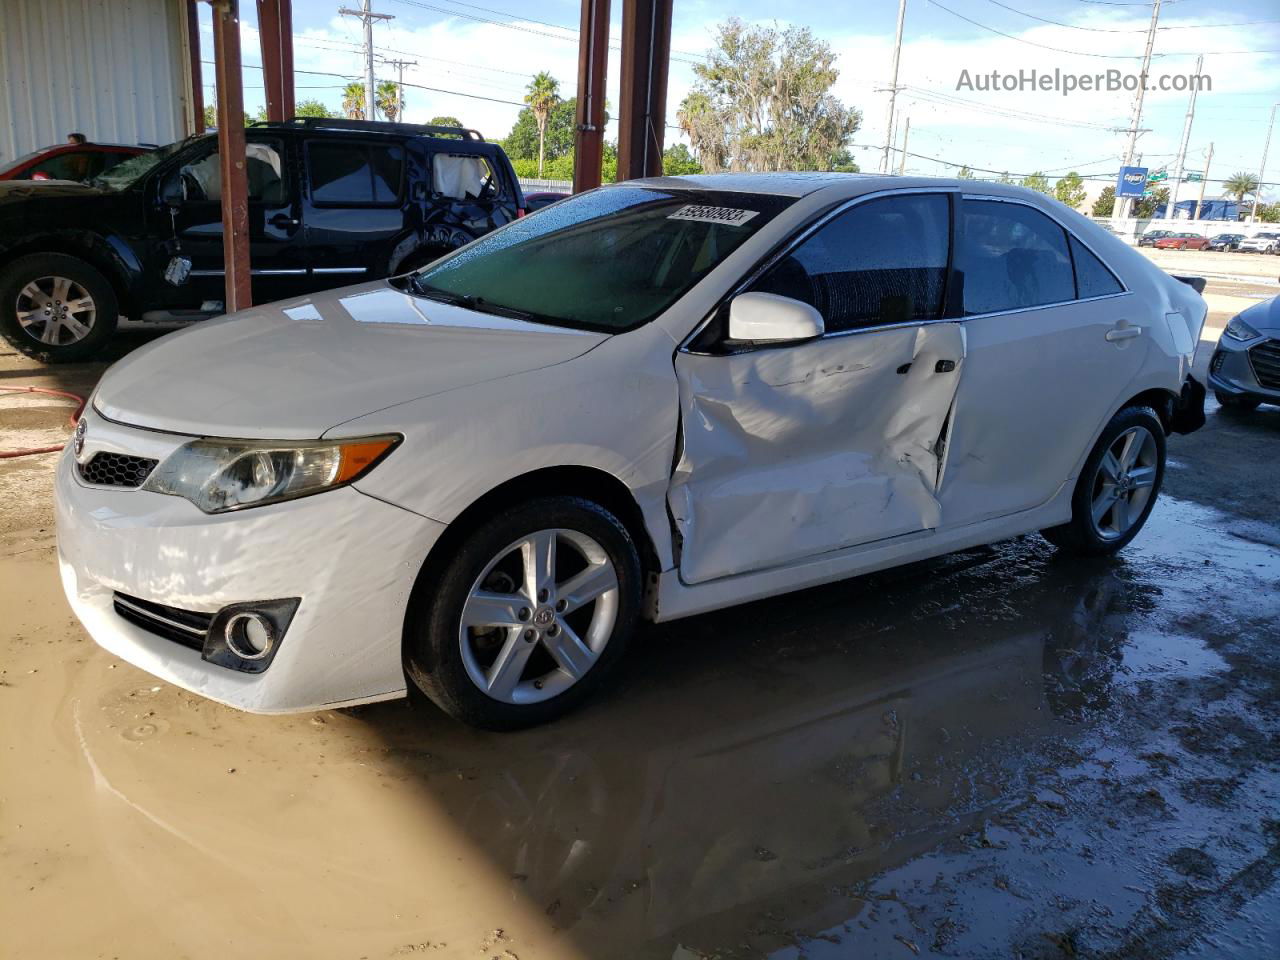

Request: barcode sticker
left=667, top=204, right=760, bottom=227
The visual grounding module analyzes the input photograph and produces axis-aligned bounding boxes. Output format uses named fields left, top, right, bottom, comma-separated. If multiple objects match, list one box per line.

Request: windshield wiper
left=411, top=281, right=544, bottom=324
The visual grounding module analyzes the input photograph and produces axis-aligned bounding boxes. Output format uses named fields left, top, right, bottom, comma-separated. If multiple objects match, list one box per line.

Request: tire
left=404, top=496, right=642, bottom=730
left=0, top=253, right=119, bottom=363
left=1215, top=390, right=1260, bottom=412
left=1041, top=405, right=1166, bottom=557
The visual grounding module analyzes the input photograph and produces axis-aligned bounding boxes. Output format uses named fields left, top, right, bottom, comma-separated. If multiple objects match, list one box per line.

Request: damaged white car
left=56, top=174, right=1207, bottom=728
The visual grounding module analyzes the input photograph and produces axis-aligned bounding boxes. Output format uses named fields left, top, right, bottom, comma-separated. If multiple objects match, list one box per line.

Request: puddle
left=2, top=496, right=1278, bottom=959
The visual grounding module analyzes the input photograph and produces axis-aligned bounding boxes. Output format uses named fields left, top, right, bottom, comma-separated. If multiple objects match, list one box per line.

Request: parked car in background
left=1152, top=232, right=1210, bottom=251
left=0, top=118, right=523, bottom=362
left=0, top=142, right=150, bottom=183
left=1208, top=295, right=1280, bottom=412
left=1239, top=232, right=1280, bottom=254
left=1138, top=229, right=1175, bottom=247
left=524, top=191, right=569, bottom=213
left=55, top=175, right=1206, bottom=729
left=1207, top=233, right=1245, bottom=252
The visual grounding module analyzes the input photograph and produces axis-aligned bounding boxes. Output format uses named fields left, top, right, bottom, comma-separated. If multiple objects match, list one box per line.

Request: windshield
left=0, top=146, right=57, bottom=175
left=404, top=186, right=795, bottom=332
left=92, top=137, right=200, bottom=190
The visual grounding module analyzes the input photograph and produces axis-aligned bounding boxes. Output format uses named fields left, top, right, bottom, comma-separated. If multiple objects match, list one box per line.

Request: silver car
left=1209, top=295, right=1280, bottom=410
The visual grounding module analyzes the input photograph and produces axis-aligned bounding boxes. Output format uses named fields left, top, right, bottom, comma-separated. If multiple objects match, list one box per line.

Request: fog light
left=223, top=611, right=277, bottom=660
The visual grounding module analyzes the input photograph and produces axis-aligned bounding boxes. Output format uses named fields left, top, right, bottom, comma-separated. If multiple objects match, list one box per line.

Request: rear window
left=431, top=152, right=502, bottom=201
left=309, top=141, right=404, bottom=204
left=408, top=187, right=794, bottom=332
left=957, top=199, right=1075, bottom=315
left=1069, top=235, right=1123, bottom=299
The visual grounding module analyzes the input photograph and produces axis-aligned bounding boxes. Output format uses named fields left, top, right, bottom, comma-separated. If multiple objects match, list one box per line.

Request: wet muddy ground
left=2, top=265, right=1278, bottom=959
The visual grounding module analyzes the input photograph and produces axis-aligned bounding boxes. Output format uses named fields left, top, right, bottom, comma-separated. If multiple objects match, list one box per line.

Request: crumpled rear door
left=668, top=322, right=966, bottom=585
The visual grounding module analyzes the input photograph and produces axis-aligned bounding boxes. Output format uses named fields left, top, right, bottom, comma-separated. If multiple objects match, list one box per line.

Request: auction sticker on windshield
left=667, top=204, right=760, bottom=226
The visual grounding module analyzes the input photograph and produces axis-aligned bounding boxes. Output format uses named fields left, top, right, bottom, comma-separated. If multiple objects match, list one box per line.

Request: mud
left=3, top=290, right=1279, bottom=958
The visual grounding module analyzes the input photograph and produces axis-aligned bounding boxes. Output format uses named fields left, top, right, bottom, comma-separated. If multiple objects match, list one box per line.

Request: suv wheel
left=0, top=253, right=118, bottom=362
left=405, top=496, right=642, bottom=729
left=1041, top=405, right=1165, bottom=556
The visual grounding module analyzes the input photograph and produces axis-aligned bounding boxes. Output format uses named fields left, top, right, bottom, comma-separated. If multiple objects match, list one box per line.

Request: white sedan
left=56, top=174, right=1207, bottom=728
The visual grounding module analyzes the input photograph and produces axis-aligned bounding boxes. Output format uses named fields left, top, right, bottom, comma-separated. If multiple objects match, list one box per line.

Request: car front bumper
left=1207, top=335, right=1280, bottom=405
left=55, top=409, right=447, bottom=713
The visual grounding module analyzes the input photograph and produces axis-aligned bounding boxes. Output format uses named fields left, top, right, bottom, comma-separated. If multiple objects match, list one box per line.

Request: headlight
left=1223, top=316, right=1261, bottom=342
left=143, top=435, right=399, bottom=513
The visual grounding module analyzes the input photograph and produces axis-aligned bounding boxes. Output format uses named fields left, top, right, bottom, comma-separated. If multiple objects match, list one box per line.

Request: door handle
left=934, top=359, right=956, bottom=373
left=269, top=214, right=300, bottom=227
left=1105, top=321, right=1142, bottom=342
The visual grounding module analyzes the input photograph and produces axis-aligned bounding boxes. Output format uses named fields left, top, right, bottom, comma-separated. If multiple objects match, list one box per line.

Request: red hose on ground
left=0, top=385, right=87, bottom=459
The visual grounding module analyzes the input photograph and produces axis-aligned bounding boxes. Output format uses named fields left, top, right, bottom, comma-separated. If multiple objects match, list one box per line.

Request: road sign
left=1148, top=169, right=1168, bottom=183
left=1117, top=166, right=1148, bottom=197
left=1185, top=172, right=1203, bottom=183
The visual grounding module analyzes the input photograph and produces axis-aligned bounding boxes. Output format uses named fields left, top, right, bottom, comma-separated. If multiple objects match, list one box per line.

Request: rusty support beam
left=616, top=0, right=672, bottom=182
left=186, top=0, right=205, bottom=133
left=257, top=0, right=295, bottom=122
left=210, top=0, right=252, bottom=311
left=572, top=0, right=610, bottom=193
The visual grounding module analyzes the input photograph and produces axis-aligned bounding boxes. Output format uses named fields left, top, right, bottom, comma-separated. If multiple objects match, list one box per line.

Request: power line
left=899, top=85, right=1125, bottom=131
left=924, top=0, right=1152, bottom=57
left=979, top=0, right=1146, bottom=31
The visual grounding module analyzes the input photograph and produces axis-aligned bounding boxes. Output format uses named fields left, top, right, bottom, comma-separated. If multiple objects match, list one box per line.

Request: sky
left=201, top=0, right=1280, bottom=201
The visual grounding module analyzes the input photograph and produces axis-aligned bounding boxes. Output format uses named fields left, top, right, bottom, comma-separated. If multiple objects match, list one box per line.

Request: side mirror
left=160, top=175, right=185, bottom=210
left=728, top=292, right=824, bottom=344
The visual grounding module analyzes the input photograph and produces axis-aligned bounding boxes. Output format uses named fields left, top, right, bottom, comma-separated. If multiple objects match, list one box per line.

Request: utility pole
left=880, top=0, right=907, bottom=174
left=381, top=57, right=417, bottom=120
left=1195, top=141, right=1213, bottom=220
left=337, top=0, right=391, bottom=120
left=897, top=116, right=910, bottom=175
left=1168, top=54, right=1202, bottom=221
left=1116, top=0, right=1162, bottom=221
left=1251, top=102, right=1278, bottom=223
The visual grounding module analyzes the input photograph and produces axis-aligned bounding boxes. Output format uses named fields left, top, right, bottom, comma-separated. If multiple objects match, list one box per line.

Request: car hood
left=0, top=179, right=112, bottom=204
left=94, top=282, right=609, bottom=439
left=1236, top=295, right=1280, bottom=335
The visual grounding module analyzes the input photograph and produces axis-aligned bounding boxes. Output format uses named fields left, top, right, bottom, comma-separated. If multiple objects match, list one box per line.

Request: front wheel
left=0, top=253, right=119, bottom=362
left=1041, top=406, right=1166, bottom=556
left=405, top=496, right=642, bottom=729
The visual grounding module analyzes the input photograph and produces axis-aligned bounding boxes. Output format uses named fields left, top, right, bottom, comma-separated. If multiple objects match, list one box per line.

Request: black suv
left=0, top=118, right=523, bottom=361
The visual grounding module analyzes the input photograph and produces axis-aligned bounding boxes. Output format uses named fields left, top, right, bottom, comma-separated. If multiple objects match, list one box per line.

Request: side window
left=431, top=153, right=499, bottom=201
left=751, top=193, right=950, bottom=333
left=956, top=199, right=1074, bottom=315
left=1069, top=235, right=1123, bottom=298
left=174, top=140, right=286, bottom=203
left=27, top=151, right=105, bottom=182
left=309, top=142, right=404, bottom=205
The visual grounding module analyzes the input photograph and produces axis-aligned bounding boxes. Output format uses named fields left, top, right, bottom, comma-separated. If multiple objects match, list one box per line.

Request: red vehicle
left=0, top=142, right=150, bottom=183
left=1152, top=232, right=1210, bottom=251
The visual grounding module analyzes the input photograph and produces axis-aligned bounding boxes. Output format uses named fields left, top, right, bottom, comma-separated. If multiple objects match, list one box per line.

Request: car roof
left=621, top=172, right=1051, bottom=201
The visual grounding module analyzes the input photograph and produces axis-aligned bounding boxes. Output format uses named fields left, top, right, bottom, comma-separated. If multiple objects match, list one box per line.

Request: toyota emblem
left=73, top=418, right=87, bottom=458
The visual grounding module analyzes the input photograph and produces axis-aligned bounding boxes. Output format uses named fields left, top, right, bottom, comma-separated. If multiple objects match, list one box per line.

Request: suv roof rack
left=264, top=117, right=485, bottom=141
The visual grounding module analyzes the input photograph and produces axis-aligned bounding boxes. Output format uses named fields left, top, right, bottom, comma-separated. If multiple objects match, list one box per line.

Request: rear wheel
left=0, top=253, right=118, bottom=362
left=405, top=496, right=642, bottom=729
left=1041, top=406, right=1165, bottom=556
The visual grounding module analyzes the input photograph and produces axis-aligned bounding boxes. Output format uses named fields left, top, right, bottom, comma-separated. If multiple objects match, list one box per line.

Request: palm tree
left=342, top=82, right=365, bottom=121
left=1224, top=171, right=1260, bottom=205
left=524, top=71, right=560, bottom=178
left=376, top=80, right=401, bottom=123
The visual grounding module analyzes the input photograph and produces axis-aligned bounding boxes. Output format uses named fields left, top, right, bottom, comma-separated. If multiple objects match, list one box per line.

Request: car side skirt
left=651, top=482, right=1073, bottom=622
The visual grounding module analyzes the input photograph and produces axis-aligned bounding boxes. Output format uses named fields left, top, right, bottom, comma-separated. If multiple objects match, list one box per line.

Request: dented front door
left=669, top=322, right=966, bottom=585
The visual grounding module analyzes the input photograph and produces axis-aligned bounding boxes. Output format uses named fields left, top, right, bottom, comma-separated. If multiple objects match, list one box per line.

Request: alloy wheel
left=1089, top=425, right=1158, bottom=540
left=15, top=275, right=97, bottom=345
left=458, top=528, right=620, bottom=704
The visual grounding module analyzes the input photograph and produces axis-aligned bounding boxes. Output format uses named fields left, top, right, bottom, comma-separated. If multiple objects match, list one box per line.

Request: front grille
left=79, top=452, right=159, bottom=488
left=113, top=593, right=212, bottom=652
left=1248, top=339, right=1280, bottom=390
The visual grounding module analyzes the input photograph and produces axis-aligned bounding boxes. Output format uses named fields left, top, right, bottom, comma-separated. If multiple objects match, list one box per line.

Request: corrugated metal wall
left=0, top=0, right=193, bottom=164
